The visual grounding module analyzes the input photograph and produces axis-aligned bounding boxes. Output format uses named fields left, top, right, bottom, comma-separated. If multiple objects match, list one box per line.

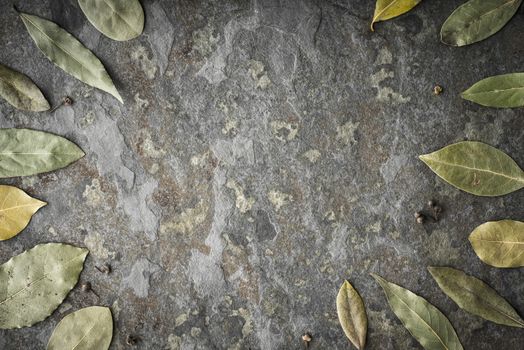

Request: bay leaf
left=0, top=63, right=50, bottom=111
left=428, top=267, right=524, bottom=328
left=47, top=306, right=113, bottom=350
left=371, top=273, right=463, bottom=350
left=419, top=141, right=524, bottom=196
left=0, top=185, right=46, bottom=241
left=19, top=11, right=123, bottom=103
left=469, top=220, right=524, bottom=268
left=462, top=72, right=524, bottom=108
left=441, top=0, right=523, bottom=47
left=336, top=280, right=367, bottom=349
left=0, top=128, right=85, bottom=178
left=371, top=0, right=422, bottom=31
left=0, top=243, right=88, bottom=329
left=78, top=0, right=144, bottom=41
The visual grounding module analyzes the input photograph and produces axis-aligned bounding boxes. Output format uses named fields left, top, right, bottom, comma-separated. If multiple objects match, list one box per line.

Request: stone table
left=0, top=0, right=523, bottom=349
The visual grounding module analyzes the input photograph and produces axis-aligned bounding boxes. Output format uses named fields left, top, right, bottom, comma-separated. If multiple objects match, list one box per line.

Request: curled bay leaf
left=0, top=243, right=88, bottom=329
left=419, top=141, right=524, bottom=196
left=0, top=128, right=85, bottom=178
left=0, top=63, right=49, bottom=111
left=371, top=273, right=463, bottom=350
left=47, top=306, right=113, bottom=350
left=336, top=280, right=367, bottom=349
left=469, top=220, right=524, bottom=268
left=462, top=72, right=524, bottom=108
left=19, top=11, right=123, bottom=103
left=0, top=185, right=46, bottom=241
left=429, top=267, right=524, bottom=328
left=78, top=0, right=145, bottom=41
left=441, top=0, right=523, bottom=47
left=371, top=0, right=422, bottom=31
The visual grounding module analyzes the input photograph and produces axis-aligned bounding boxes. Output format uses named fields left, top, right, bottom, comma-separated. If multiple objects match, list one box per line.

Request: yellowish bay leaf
left=336, top=280, right=367, bottom=349
left=47, top=306, right=113, bottom=350
left=0, top=63, right=49, bottom=111
left=469, top=220, right=524, bottom=268
left=0, top=185, right=46, bottom=241
left=371, top=0, right=422, bottom=31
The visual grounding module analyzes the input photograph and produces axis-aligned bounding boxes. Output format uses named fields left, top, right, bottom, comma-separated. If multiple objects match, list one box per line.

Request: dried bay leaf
left=0, top=243, right=88, bottom=329
left=462, top=72, right=524, bottom=108
left=0, top=185, right=46, bottom=241
left=469, top=220, right=524, bottom=268
left=47, top=306, right=113, bottom=350
left=371, top=0, right=422, bottom=31
left=429, top=267, right=524, bottom=328
left=78, top=0, right=144, bottom=41
left=19, top=11, right=123, bottom=103
left=0, top=128, right=85, bottom=178
left=371, top=273, right=463, bottom=350
left=336, top=280, right=367, bottom=349
left=419, top=141, right=524, bottom=196
left=0, top=63, right=49, bottom=111
left=441, top=0, right=523, bottom=47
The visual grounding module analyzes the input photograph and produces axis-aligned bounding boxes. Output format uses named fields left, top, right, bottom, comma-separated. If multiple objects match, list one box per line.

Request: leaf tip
left=418, top=154, right=429, bottom=163
left=112, top=90, right=124, bottom=104
left=77, top=247, right=90, bottom=261
left=40, top=104, right=51, bottom=112
left=427, top=266, right=439, bottom=277
left=370, top=273, right=388, bottom=291
left=460, top=90, right=471, bottom=101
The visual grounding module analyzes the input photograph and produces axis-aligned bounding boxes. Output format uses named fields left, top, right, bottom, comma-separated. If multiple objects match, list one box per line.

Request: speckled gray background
left=0, top=0, right=523, bottom=349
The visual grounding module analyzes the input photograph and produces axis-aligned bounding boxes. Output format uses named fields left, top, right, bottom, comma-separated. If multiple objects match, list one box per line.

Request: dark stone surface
left=0, top=0, right=523, bottom=349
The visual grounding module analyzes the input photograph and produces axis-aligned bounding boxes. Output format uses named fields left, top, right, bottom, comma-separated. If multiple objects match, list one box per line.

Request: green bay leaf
left=429, top=267, right=524, bottom=328
left=441, top=0, right=522, bottom=47
left=0, top=243, right=88, bottom=329
left=336, top=280, right=367, bottom=349
left=0, top=63, right=49, bottom=111
left=78, top=0, right=144, bottom=41
left=0, top=128, right=85, bottom=178
left=462, top=72, right=524, bottom=108
left=371, top=0, right=422, bottom=31
left=19, top=12, right=123, bottom=103
left=419, top=141, right=524, bottom=196
left=469, top=220, right=524, bottom=268
left=47, top=306, right=113, bottom=350
left=372, top=273, right=463, bottom=350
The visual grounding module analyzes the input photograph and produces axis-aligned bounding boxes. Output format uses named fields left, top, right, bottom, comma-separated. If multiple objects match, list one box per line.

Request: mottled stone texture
left=0, top=0, right=523, bottom=349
